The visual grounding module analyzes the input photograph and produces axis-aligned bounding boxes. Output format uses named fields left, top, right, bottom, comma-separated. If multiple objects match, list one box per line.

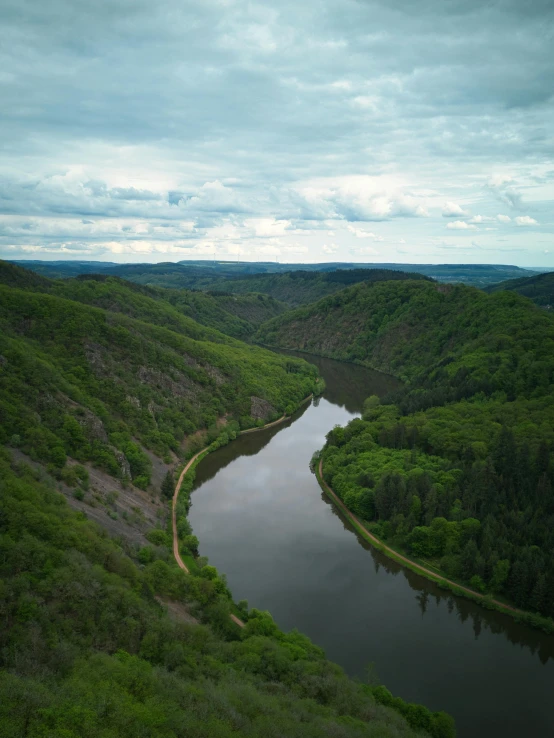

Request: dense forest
left=0, top=261, right=319, bottom=491
left=257, top=280, right=554, bottom=623
left=0, top=262, right=285, bottom=340
left=0, top=261, right=455, bottom=737
left=15, top=258, right=538, bottom=288
left=0, top=451, right=455, bottom=738
left=186, top=269, right=431, bottom=308
left=485, top=270, right=554, bottom=308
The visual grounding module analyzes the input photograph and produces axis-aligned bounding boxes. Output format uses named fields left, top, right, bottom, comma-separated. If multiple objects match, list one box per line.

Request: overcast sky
left=1, top=0, right=553, bottom=266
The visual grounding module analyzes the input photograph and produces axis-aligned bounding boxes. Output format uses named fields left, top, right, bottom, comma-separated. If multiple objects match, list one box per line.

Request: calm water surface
left=189, top=352, right=554, bottom=738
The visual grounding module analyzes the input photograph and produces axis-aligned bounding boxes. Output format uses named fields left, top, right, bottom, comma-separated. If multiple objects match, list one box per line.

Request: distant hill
left=485, top=270, right=554, bottom=308
left=197, top=269, right=432, bottom=307
left=13, top=259, right=538, bottom=291
left=0, top=263, right=286, bottom=339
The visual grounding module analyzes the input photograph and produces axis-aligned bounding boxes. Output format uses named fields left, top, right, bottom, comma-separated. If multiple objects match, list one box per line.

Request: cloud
left=346, top=225, right=384, bottom=240
left=497, top=214, right=511, bottom=222
left=322, top=243, right=338, bottom=254
left=487, top=175, right=524, bottom=209
left=293, top=177, right=430, bottom=223
left=349, top=245, right=380, bottom=256
left=442, top=202, right=469, bottom=217
left=468, top=215, right=493, bottom=224
left=515, top=216, right=538, bottom=226
left=0, top=0, right=553, bottom=263
left=447, top=220, right=477, bottom=230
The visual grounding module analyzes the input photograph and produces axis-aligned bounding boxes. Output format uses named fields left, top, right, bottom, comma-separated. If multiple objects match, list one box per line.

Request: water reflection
left=189, top=351, right=554, bottom=738
left=270, top=347, right=401, bottom=412
left=321, top=489, right=554, bottom=665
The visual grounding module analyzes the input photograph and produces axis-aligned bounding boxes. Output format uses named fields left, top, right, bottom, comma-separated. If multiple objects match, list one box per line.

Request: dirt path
left=318, top=459, right=524, bottom=617
left=171, top=397, right=313, bottom=629
left=172, top=448, right=206, bottom=575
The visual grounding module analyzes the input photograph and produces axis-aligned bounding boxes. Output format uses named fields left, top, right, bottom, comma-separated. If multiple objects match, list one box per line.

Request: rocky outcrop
left=250, top=396, right=276, bottom=421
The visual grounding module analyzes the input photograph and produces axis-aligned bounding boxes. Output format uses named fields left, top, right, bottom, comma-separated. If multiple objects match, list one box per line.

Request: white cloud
left=245, top=218, right=291, bottom=237
left=515, top=216, right=538, bottom=226
left=322, top=243, right=338, bottom=254
left=447, top=220, right=477, bottom=230
left=442, top=202, right=469, bottom=217
left=294, top=176, right=430, bottom=222
left=497, top=214, right=511, bottom=222
left=346, top=225, right=384, bottom=240
left=349, top=245, right=380, bottom=256
left=468, top=215, right=493, bottom=224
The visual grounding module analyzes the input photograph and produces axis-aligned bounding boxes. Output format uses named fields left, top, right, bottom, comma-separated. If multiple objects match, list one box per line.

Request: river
left=189, top=352, right=554, bottom=738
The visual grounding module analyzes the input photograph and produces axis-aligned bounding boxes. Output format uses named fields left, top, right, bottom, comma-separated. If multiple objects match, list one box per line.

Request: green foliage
left=485, top=270, right=554, bottom=308
left=208, top=268, right=431, bottom=307
left=0, top=262, right=319, bottom=488
left=307, top=280, right=554, bottom=620
left=0, top=451, right=446, bottom=738
left=160, top=470, right=174, bottom=499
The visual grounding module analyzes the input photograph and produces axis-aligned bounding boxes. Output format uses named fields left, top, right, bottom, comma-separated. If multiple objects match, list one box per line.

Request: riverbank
left=316, top=457, right=554, bottom=634
left=171, top=395, right=314, bottom=623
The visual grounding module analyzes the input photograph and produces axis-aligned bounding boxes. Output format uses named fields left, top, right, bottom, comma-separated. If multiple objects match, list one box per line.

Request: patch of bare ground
left=11, top=449, right=169, bottom=549
left=156, top=597, right=199, bottom=625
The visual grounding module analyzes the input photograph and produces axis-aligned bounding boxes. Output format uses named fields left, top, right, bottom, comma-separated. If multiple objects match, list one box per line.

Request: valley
left=3, top=258, right=554, bottom=738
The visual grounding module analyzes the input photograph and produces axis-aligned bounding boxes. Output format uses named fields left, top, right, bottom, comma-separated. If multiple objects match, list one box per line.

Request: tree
left=161, top=470, right=174, bottom=499
left=530, top=574, right=548, bottom=614
left=489, top=559, right=510, bottom=594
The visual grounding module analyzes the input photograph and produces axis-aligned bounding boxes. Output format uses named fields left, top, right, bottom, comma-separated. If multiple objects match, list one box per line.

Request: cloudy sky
left=1, top=0, right=553, bottom=266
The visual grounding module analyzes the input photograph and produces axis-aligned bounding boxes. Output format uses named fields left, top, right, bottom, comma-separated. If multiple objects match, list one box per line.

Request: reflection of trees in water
left=270, top=348, right=401, bottom=413
left=192, top=401, right=312, bottom=491
left=321, top=492, right=554, bottom=666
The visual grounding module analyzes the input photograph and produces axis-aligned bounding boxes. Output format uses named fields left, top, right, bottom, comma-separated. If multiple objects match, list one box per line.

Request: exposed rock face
left=77, top=409, right=109, bottom=443
left=85, top=341, right=107, bottom=372
left=250, top=396, right=276, bottom=421
left=137, top=366, right=199, bottom=399
left=205, top=365, right=226, bottom=385
left=114, top=450, right=131, bottom=478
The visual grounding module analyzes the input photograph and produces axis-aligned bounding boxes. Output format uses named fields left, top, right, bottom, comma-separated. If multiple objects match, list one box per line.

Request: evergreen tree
left=161, top=470, right=174, bottom=499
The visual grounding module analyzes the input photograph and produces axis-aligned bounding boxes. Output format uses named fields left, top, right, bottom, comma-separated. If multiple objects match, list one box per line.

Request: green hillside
left=485, top=270, right=554, bottom=308
left=199, top=269, right=432, bottom=308
left=0, top=262, right=454, bottom=738
left=0, top=263, right=319, bottom=490
left=14, top=258, right=537, bottom=288
left=0, top=451, right=454, bottom=738
left=257, top=279, right=554, bottom=624
left=0, top=263, right=283, bottom=340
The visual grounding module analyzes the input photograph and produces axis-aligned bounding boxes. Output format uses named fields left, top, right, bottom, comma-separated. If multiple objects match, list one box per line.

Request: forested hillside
left=0, top=262, right=454, bottom=737
left=0, top=262, right=319, bottom=491
left=485, top=270, right=554, bottom=308
left=15, top=258, right=537, bottom=288
left=0, top=451, right=454, bottom=738
left=258, top=280, right=554, bottom=623
left=0, top=263, right=283, bottom=340
left=198, top=269, right=431, bottom=308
